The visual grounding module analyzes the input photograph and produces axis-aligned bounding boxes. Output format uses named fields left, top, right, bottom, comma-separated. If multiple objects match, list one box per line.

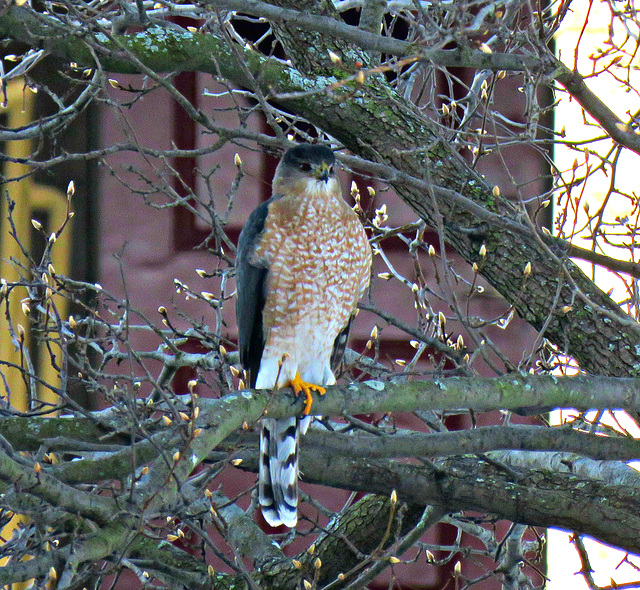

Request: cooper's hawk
left=236, top=144, right=372, bottom=528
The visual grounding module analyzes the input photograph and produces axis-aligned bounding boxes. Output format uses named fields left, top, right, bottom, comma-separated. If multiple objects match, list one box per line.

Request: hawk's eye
left=299, top=163, right=312, bottom=172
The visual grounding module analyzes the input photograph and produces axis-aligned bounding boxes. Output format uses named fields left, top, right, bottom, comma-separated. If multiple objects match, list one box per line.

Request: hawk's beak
left=312, top=162, right=331, bottom=182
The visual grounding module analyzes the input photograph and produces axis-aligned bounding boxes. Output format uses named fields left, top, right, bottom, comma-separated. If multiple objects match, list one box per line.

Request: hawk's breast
left=254, top=182, right=371, bottom=364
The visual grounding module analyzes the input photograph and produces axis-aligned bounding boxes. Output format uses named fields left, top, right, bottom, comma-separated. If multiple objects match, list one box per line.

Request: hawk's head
left=274, top=144, right=337, bottom=191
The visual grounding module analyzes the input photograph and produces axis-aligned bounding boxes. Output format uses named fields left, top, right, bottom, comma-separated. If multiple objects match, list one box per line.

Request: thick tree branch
left=4, top=374, right=640, bottom=477
left=5, top=374, right=640, bottom=454
left=307, top=424, right=640, bottom=462
left=271, top=374, right=640, bottom=416
left=233, top=442, right=640, bottom=556
left=292, top=451, right=640, bottom=556
left=257, top=494, right=444, bottom=589
left=0, top=446, right=117, bottom=524
left=0, top=414, right=123, bottom=451
left=490, top=450, right=640, bottom=490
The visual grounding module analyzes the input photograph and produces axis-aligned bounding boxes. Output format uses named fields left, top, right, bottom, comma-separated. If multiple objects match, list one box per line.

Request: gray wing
left=236, top=199, right=271, bottom=386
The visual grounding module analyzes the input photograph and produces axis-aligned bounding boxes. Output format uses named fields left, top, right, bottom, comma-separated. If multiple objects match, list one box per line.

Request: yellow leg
left=287, top=373, right=326, bottom=415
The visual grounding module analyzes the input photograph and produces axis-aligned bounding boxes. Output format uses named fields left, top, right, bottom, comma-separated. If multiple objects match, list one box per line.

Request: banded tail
left=258, top=415, right=311, bottom=528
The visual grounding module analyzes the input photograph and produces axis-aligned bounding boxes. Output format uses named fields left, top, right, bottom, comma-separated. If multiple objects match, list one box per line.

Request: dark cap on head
left=280, top=144, right=335, bottom=168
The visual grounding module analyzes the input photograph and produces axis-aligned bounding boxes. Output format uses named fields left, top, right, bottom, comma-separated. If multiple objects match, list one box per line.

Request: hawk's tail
left=259, top=417, right=307, bottom=528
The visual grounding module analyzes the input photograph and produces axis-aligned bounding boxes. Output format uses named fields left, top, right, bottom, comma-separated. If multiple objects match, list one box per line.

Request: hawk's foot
left=287, top=373, right=325, bottom=415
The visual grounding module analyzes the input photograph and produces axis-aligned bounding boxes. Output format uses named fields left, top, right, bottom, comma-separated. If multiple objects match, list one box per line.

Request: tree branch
left=567, top=243, right=640, bottom=280
left=291, top=451, right=640, bottom=556
left=307, top=424, right=640, bottom=462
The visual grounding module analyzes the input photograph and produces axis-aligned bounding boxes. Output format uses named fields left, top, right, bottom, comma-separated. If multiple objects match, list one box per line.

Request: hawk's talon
left=287, top=373, right=325, bottom=415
